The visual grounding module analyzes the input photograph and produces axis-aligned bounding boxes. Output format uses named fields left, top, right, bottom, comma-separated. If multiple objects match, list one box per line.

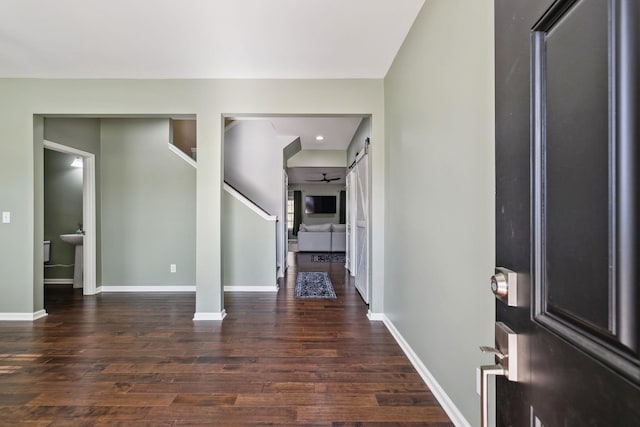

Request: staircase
left=168, top=118, right=283, bottom=291
left=222, top=182, right=278, bottom=291
left=170, top=119, right=197, bottom=163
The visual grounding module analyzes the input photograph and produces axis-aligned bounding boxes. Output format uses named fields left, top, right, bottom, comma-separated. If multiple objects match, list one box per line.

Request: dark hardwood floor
left=0, top=252, right=453, bottom=426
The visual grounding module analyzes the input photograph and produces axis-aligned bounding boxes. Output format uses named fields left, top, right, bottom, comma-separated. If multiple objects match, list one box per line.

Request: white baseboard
left=33, top=309, right=48, bottom=320
left=193, top=310, right=227, bottom=321
left=0, top=309, right=48, bottom=321
left=367, top=311, right=384, bottom=321
left=382, top=315, right=470, bottom=427
left=224, top=285, right=279, bottom=292
left=44, top=278, right=73, bottom=285
left=100, top=286, right=196, bottom=292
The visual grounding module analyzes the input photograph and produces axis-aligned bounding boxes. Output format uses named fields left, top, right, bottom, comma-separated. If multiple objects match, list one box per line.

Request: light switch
left=2, top=212, right=9, bottom=224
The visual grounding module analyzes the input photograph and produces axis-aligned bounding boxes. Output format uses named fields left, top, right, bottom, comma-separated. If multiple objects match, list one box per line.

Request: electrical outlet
left=2, top=212, right=10, bottom=224
left=170, top=264, right=176, bottom=273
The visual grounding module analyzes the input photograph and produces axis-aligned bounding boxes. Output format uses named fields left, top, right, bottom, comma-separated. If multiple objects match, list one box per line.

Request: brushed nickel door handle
left=479, top=323, right=520, bottom=427
left=480, top=364, right=506, bottom=427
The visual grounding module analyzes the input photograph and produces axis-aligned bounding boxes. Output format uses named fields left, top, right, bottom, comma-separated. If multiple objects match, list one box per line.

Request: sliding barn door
left=353, top=150, right=369, bottom=303
left=282, top=169, right=288, bottom=274
left=346, top=169, right=354, bottom=271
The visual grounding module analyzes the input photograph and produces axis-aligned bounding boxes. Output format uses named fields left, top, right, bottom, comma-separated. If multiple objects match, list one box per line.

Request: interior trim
left=382, top=314, right=471, bottom=427
left=43, top=139, right=97, bottom=296
left=223, top=182, right=277, bottom=221
left=224, top=285, right=279, bottom=292
left=0, top=310, right=48, bottom=321
left=367, top=311, right=384, bottom=321
left=99, top=286, right=196, bottom=292
left=44, top=279, right=73, bottom=285
left=167, top=142, right=197, bottom=169
left=193, top=310, right=227, bottom=321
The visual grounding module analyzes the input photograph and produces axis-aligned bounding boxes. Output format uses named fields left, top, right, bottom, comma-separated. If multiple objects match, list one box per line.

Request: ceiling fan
left=306, top=173, right=341, bottom=183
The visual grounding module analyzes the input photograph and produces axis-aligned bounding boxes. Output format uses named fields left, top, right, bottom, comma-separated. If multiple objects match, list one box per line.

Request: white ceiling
left=0, top=0, right=425, bottom=79
left=270, top=116, right=363, bottom=150
left=231, top=116, right=361, bottom=184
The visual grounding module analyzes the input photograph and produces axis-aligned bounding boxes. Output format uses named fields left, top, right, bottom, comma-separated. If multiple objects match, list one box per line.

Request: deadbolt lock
left=491, top=267, right=518, bottom=306
left=491, top=273, right=508, bottom=297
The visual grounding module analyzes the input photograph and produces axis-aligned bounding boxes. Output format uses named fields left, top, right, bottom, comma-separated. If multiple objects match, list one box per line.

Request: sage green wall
left=282, top=137, right=302, bottom=165
left=43, top=150, right=82, bottom=279
left=44, top=118, right=195, bottom=288
left=44, top=118, right=102, bottom=284
left=289, top=184, right=345, bottom=226
left=44, top=118, right=101, bottom=152
left=222, top=189, right=276, bottom=287
left=347, top=117, right=370, bottom=164
left=0, top=78, right=384, bottom=316
left=100, top=118, right=196, bottom=287
left=224, top=120, right=296, bottom=277
left=384, top=1, right=494, bottom=425
left=224, top=120, right=284, bottom=216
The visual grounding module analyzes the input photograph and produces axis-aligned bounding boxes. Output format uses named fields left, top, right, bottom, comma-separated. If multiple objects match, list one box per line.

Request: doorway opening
left=36, top=115, right=198, bottom=313
left=221, top=115, right=371, bottom=307
left=43, top=140, right=97, bottom=296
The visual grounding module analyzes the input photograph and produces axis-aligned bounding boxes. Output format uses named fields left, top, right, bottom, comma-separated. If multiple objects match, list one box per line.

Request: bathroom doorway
left=43, top=140, right=97, bottom=295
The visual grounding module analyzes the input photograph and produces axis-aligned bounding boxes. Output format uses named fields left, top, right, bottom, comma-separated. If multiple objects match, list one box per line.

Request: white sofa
left=297, top=223, right=346, bottom=252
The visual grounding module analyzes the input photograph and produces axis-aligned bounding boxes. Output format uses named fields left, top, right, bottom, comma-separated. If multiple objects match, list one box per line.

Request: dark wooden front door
left=495, top=0, right=640, bottom=425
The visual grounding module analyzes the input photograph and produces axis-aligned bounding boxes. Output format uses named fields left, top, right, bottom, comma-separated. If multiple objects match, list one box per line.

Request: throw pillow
left=332, top=224, right=346, bottom=232
left=305, top=223, right=332, bottom=232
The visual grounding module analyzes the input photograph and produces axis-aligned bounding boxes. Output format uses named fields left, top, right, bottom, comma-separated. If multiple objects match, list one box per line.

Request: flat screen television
left=305, top=195, right=337, bottom=214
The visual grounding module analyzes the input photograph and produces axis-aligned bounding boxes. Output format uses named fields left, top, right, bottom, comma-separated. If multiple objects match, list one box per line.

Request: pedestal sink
left=60, top=234, right=83, bottom=288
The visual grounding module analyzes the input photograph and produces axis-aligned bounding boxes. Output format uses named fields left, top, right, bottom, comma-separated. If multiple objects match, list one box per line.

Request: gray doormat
left=294, top=272, right=336, bottom=299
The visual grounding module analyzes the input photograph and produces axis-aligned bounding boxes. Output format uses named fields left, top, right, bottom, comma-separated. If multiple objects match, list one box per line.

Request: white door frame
left=282, top=169, right=289, bottom=273
left=43, top=139, right=97, bottom=295
left=345, top=169, right=352, bottom=271
left=350, top=146, right=369, bottom=303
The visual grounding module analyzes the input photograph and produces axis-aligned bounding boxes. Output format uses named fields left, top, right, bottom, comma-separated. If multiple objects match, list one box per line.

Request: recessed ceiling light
left=315, top=135, right=324, bottom=141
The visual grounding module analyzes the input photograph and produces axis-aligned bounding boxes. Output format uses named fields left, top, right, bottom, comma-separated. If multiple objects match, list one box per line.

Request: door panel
left=346, top=170, right=352, bottom=270
left=495, top=0, right=640, bottom=425
left=347, top=169, right=357, bottom=274
left=543, top=0, right=610, bottom=332
left=354, top=152, right=369, bottom=303
left=283, top=170, right=288, bottom=273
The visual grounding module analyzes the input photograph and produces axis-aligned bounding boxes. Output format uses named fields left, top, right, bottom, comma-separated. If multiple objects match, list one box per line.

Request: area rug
left=311, top=254, right=346, bottom=263
left=295, top=272, right=336, bottom=299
